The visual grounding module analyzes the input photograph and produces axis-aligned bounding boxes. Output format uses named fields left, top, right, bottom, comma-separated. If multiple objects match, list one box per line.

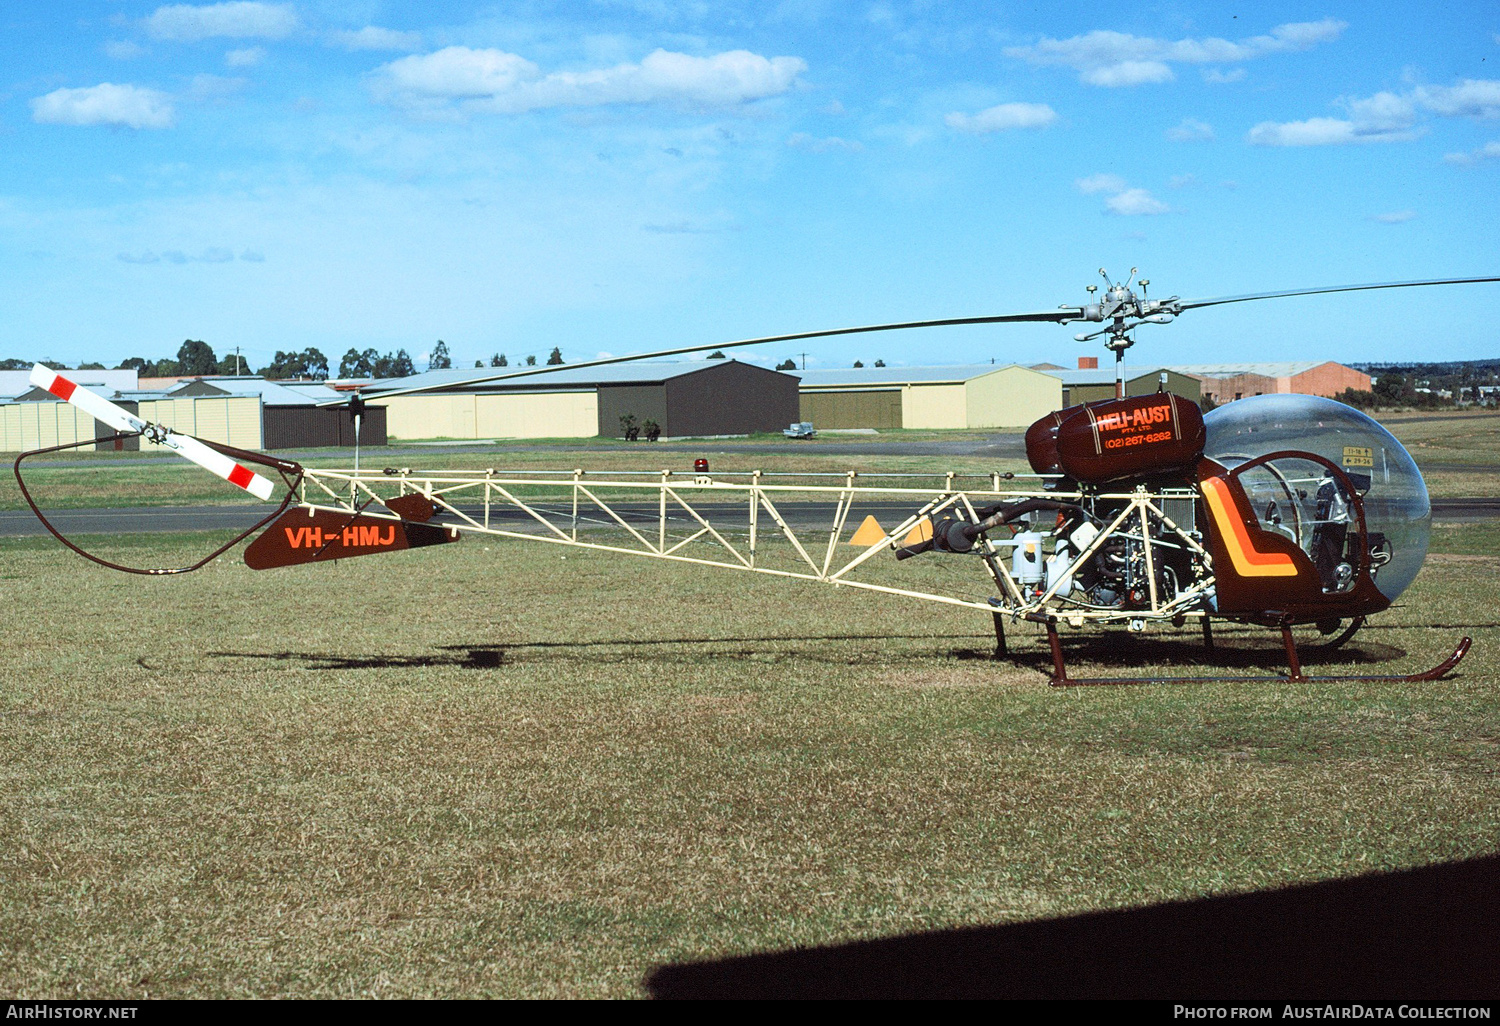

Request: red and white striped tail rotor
left=30, top=364, right=277, bottom=501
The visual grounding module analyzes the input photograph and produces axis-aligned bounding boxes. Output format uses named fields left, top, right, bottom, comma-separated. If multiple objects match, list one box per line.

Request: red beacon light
left=694, top=458, right=709, bottom=473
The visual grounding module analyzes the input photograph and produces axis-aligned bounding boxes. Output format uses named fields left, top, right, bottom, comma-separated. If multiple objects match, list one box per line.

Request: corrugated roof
left=168, top=377, right=344, bottom=405
left=796, top=364, right=1044, bottom=387
left=1036, top=366, right=1173, bottom=385
left=364, top=359, right=783, bottom=393
left=1170, top=362, right=1330, bottom=378
left=0, top=369, right=138, bottom=395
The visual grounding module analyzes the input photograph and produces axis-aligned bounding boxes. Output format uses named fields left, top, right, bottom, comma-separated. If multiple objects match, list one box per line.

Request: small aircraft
left=15, top=272, right=1497, bottom=685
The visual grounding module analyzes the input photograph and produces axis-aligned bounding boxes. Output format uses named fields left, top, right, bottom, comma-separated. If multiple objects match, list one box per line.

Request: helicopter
left=15, top=271, right=1498, bottom=686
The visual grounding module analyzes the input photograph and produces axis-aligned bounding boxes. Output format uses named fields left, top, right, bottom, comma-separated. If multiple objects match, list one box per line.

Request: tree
left=475, top=360, right=484, bottom=368
left=0, top=358, right=29, bottom=370
left=303, top=347, right=329, bottom=380
left=216, top=350, right=250, bottom=375
left=873, top=359, right=886, bottom=367
left=117, top=357, right=150, bottom=372
left=490, top=353, right=508, bottom=367
left=76, top=361, right=105, bottom=370
left=775, top=358, right=797, bottom=371
left=260, top=350, right=307, bottom=379
left=546, top=347, right=564, bottom=365
left=853, top=360, right=864, bottom=368
left=370, top=349, right=415, bottom=378
left=177, top=339, right=218, bottom=376
left=258, top=348, right=326, bottom=380
left=429, top=339, right=451, bottom=370
left=340, top=348, right=378, bottom=378
left=707, top=350, right=726, bottom=359
left=525, top=355, right=537, bottom=366
left=1373, top=373, right=1407, bottom=404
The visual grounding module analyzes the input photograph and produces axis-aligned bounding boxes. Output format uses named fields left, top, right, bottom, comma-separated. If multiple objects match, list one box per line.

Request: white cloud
left=1105, top=188, right=1169, bottom=215
left=944, top=102, right=1056, bottom=132
left=787, top=132, right=862, bottom=151
left=225, top=46, right=265, bottom=67
left=1082, top=61, right=1172, bottom=87
left=31, top=83, right=175, bottom=129
left=1166, top=117, right=1214, bottom=141
left=146, top=2, right=298, bottom=41
left=376, top=48, right=536, bottom=102
left=1169, top=173, right=1196, bottom=189
left=1202, top=67, right=1246, bottom=84
left=1247, top=117, right=1367, bottom=146
left=1075, top=173, right=1125, bottom=195
left=1415, top=79, right=1500, bottom=119
left=118, top=247, right=244, bottom=263
left=1444, top=140, right=1500, bottom=165
left=1250, top=78, right=1500, bottom=146
left=331, top=26, right=422, bottom=52
left=186, top=73, right=247, bottom=100
left=1370, top=210, right=1415, bottom=223
left=1004, top=18, right=1344, bottom=87
left=374, top=47, right=806, bottom=114
left=1076, top=174, right=1169, bottom=214
left=104, top=40, right=145, bottom=60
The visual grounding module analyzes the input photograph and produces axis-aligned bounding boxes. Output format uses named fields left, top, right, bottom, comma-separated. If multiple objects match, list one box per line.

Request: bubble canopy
left=1203, top=394, right=1429, bottom=603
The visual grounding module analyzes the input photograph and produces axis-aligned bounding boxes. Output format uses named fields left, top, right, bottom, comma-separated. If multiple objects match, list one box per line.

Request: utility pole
left=235, top=347, right=243, bottom=376
left=799, top=352, right=808, bottom=370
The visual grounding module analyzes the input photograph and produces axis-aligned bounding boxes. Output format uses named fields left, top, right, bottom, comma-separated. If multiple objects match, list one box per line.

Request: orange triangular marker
left=902, top=518, right=933, bottom=546
left=848, top=514, right=887, bottom=546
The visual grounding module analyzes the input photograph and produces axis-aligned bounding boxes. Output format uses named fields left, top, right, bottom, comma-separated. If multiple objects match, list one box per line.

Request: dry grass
left=1, top=523, right=1498, bottom=998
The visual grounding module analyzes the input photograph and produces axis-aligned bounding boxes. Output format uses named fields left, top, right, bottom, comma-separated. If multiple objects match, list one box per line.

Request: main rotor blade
left=1175, top=275, right=1500, bottom=312
left=328, top=308, right=1082, bottom=405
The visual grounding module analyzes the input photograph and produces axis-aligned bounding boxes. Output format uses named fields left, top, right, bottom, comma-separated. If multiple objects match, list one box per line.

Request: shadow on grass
left=205, top=624, right=1441, bottom=675
left=206, top=633, right=1004, bottom=671
left=646, top=855, right=1500, bottom=999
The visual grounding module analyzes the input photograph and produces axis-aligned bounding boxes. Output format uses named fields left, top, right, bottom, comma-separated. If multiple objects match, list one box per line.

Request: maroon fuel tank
left=1024, top=405, right=1084, bottom=476
left=1054, top=393, right=1205, bottom=484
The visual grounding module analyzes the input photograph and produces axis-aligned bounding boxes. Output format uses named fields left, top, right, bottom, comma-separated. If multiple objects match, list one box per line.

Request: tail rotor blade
left=29, top=364, right=277, bottom=501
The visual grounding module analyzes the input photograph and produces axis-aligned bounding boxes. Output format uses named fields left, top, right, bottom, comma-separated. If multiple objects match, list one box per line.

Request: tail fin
left=245, top=507, right=458, bottom=570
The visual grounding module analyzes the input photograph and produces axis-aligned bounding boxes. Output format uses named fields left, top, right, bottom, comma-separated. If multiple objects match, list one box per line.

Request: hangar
left=793, top=364, right=1061, bottom=430
left=1038, top=364, right=1202, bottom=406
left=365, top=360, right=801, bottom=441
left=1170, top=362, right=1371, bottom=403
left=0, top=377, right=371, bottom=453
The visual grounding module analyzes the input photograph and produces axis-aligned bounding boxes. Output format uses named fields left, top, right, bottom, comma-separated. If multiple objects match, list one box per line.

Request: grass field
left=2, top=513, right=1499, bottom=998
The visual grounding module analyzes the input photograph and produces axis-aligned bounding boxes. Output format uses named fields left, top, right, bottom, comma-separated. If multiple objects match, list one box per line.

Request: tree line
left=0, top=340, right=567, bottom=381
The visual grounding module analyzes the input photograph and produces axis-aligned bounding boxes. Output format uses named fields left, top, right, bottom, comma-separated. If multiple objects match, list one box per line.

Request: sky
left=2, top=1, right=1497, bottom=375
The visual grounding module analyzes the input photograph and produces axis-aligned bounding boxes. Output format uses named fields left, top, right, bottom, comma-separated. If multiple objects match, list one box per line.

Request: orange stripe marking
left=1202, top=476, right=1299, bottom=578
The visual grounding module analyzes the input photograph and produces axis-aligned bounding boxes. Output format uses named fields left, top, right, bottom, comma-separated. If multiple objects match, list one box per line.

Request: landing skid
left=1020, top=614, right=1472, bottom=687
